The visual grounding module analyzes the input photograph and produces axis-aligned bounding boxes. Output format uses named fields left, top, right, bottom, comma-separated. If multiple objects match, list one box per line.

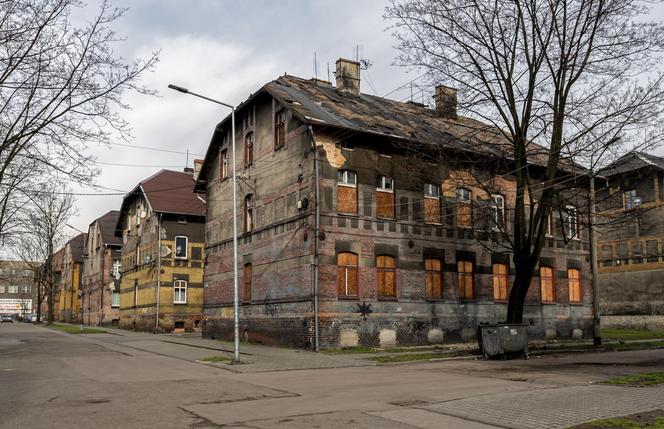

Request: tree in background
left=0, top=0, right=158, bottom=241
left=386, top=0, right=664, bottom=323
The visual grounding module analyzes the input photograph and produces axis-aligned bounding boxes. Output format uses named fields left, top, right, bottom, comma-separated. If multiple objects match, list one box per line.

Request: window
left=564, top=205, right=579, bottom=239
left=623, top=189, right=637, bottom=210
left=424, top=183, right=441, bottom=224
left=134, top=280, right=139, bottom=306
left=175, top=236, right=188, bottom=259
left=376, top=176, right=395, bottom=219
left=337, top=170, right=358, bottom=214
left=274, top=109, right=286, bottom=149
left=456, top=188, right=472, bottom=227
left=491, top=194, right=505, bottom=230
left=540, top=266, right=555, bottom=303
left=546, top=212, right=554, bottom=237
left=244, top=194, right=254, bottom=232
left=112, top=260, right=121, bottom=279
left=0, top=286, right=5, bottom=294
left=337, top=252, right=358, bottom=298
left=244, top=263, right=252, bottom=303
left=22, top=285, right=30, bottom=294
left=492, top=263, right=509, bottom=302
left=568, top=268, right=582, bottom=303
left=424, top=258, right=443, bottom=300
left=111, top=291, right=120, bottom=308
left=220, top=149, right=228, bottom=179
left=8, top=285, right=18, bottom=294
left=457, top=260, right=474, bottom=300
left=173, top=280, right=187, bottom=304
left=244, top=132, right=254, bottom=167
left=340, top=141, right=355, bottom=151
left=135, top=244, right=141, bottom=265
left=377, top=255, right=396, bottom=299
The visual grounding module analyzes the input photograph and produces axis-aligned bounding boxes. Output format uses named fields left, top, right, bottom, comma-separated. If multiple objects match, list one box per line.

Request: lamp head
left=168, top=84, right=189, bottom=94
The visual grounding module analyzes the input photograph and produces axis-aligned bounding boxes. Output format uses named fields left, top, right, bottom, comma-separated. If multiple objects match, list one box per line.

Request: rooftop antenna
left=313, top=51, right=318, bottom=80
left=327, top=62, right=330, bottom=82
left=410, top=83, right=413, bottom=102
left=185, top=149, right=189, bottom=169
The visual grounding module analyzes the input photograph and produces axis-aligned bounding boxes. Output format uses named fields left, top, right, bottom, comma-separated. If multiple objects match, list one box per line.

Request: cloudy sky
left=65, top=0, right=422, bottom=235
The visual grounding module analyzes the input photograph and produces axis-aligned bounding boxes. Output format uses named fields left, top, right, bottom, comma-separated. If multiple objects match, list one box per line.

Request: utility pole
left=588, top=175, right=602, bottom=345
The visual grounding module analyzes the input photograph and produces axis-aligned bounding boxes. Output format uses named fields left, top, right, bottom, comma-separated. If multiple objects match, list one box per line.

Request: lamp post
left=168, top=84, right=240, bottom=363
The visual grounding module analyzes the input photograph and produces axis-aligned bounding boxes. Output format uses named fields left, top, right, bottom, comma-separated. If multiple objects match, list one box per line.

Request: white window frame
left=624, top=189, right=637, bottom=210
left=0, top=285, right=5, bottom=294
left=22, top=285, right=30, bottom=294
left=424, top=183, right=440, bottom=199
left=564, top=205, right=579, bottom=240
left=376, top=175, right=394, bottom=192
left=173, top=280, right=187, bottom=304
left=457, top=187, right=472, bottom=202
left=337, top=170, right=357, bottom=187
left=174, top=236, right=188, bottom=260
left=8, top=285, right=18, bottom=294
left=491, top=194, right=505, bottom=231
left=112, top=260, right=122, bottom=279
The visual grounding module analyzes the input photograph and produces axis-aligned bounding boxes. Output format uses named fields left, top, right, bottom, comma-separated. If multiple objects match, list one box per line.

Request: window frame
left=376, top=175, right=394, bottom=192
left=337, top=252, right=359, bottom=299
left=490, top=193, right=505, bottom=231
left=220, top=149, right=228, bottom=180
left=456, top=187, right=473, bottom=228
left=244, top=194, right=254, bottom=233
left=540, top=266, right=556, bottom=303
left=244, top=131, right=254, bottom=167
left=568, top=268, right=582, bottom=303
left=623, top=189, right=637, bottom=210
left=424, top=183, right=440, bottom=199
left=376, top=255, right=397, bottom=300
left=564, top=205, right=579, bottom=240
left=424, top=258, right=443, bottom=301
left=274, top=109, right=286, bottom=149
left=337, top=170, right=357, bottom=187
left=492, top=263, right=509, bottom=302
left=173, top=279, right=188, bottom=304
left=174, top=236, right=188, bottom=260
left=457, top=260, right=474, bottom=300
left=337, top=170, right=358, bottom=215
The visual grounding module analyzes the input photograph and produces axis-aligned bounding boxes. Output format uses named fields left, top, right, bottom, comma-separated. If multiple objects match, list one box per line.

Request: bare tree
left=386, top=0, right=664, bottom=323
left=0, top=0, right=158, bottom=239
left=11, top=182, right=75, bottom=323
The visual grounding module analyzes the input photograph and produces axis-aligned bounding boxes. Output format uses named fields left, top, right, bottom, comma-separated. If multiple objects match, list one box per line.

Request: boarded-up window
left=540, top=266, right=555, bottom=303
left=425, top=258, right=442, bottom=300
left=244, top=132, right=254, bottom=167
left=274, top=109, right=286, bottom=149
left=458, top=260, right=474, bottom=300
left=456, top=187, right=472, bottom=227
left=424, top=183, right=441, bottom=224
left=377, top=255, right=396, bottom=299
left=376, top=176, right=394, bottom=219
left=492, top=263, right=508, bottom=302
left=337, top=170, right=357, bottom=214
left=568, top=268, right=581, bottom=303
left=647, top=240, right=659, bottom=263
left=337, top=252, right=358, bottom=298
left=244, top=263, right=252, bottom=302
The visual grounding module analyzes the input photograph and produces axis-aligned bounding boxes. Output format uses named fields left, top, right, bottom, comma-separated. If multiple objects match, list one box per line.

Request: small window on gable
left=244, top=132, right=254, bottom=167
left=274, top=109, right=286, bottom=149
left=337, top=170, right=358, bottom=214
left=175, top=236, right=188, bottom=259
left=173, top=279, right=187, bottom=304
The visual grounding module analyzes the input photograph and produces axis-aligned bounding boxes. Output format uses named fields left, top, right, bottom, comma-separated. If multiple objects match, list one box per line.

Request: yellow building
left=58, top=234, right=86, bottom=323
left=115, top=169, right=206, bottom=333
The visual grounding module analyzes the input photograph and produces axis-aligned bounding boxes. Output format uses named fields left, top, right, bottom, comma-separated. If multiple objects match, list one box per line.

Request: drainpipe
left=155, top=213, right=162, bottom=333
left=308, top=125, right=320, bottom=352
left=99, top=244, right=105, bottom=326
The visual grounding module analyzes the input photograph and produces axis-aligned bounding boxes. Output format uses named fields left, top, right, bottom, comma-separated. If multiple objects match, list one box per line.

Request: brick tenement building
left=195, top=58, right=593, bottom=349
left=597, top=151, right=664, bottom=322
left=81, top=210, right=122, bottom=326
left=115, top=169, right=205, bottom=333
left=58, top=233, right=86, bottom=323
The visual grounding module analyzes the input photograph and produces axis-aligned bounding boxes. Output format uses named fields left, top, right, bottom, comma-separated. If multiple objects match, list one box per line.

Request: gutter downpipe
left=100, top=244, right=106, bottom=326
left=308, top=125, right=320, bottom=352
left=155, top=213, right=162, bottom=333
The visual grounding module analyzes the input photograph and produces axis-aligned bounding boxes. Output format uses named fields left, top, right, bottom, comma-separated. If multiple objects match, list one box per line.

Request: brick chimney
left=193, top=159, right=204, bottom=182
left=335, top=58, right=361, bottom=96
left=434, top=85, right=458, bottom=118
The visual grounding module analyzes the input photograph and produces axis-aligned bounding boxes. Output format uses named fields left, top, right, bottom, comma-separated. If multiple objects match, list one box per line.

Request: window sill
left=174, top=258, right=188, bottom=261
left=377, top=296, right=398, bottom=301
left=424, top=221, right=443, bottom=226
left=338, top=295, right=359, bottom=300
left=458, top=299, right=476, bottom=303
left=337, top=212, right=359, bottom=216
left=173, top=302, right=188, bottom=305
left=541, top=301, right=557, bottom=305
left=569, top=301, right=584, bottom=306
left=493, top=300, right=509, bottom=304
left=425, top=298, right=444, bottom=302
left=376, top=216, right=396, bottom=221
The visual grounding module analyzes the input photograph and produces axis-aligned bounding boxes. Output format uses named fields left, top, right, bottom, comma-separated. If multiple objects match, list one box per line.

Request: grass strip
left=47, top=323, right=106, bottom=334
left=568, top=410, right=664, bottom=428
left=601, top=328, right=664, bottom=341
left=601, top=372, right=664, bottom=387
left=369, top=350, right=475, bottom=364
left=199, top=355, right=231, bottom=363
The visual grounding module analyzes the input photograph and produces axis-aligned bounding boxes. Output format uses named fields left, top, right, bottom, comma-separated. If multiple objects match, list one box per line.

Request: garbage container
left=478, top=324, right=529, bottom=359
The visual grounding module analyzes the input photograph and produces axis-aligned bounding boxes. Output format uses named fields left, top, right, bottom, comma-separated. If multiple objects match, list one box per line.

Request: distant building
left=115, top=169, right=206, bottom=333
left=0, top=260, right=35, bottom=317
left=81, top=211, right=122, bottom=326
left=194, top=58, right=593, bottom=350
left=58, top=234, right=86, bottom=322
left=597, top=151, right=664, bottom=319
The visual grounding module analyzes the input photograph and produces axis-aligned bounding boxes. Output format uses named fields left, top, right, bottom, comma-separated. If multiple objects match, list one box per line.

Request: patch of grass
left=369, top=350, right=474, bottom=364
left=568, top=410, right=664, bottom=428
left=601, top=372, right=664, bottom=387
left=602, top=328, right=664, bottom=341
left=322, top=346, right=378, bottom=355
left=199, top=355, right=231, bottom=363
left=606, top=341, right=664, bottom=351
left=47, top=323, right=106, bottom=334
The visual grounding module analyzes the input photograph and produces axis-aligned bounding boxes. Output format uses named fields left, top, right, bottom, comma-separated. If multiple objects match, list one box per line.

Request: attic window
left=274, top=109, right=286, bottom=149
left=178, top=216, right=187, bottom=224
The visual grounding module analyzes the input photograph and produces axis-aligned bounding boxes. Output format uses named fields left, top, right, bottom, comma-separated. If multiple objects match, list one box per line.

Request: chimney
left=193, top=159, right=204, bottom=182
left=434, top=85, right=458, bottom=118
left=335, top=58, right=361, bottom=96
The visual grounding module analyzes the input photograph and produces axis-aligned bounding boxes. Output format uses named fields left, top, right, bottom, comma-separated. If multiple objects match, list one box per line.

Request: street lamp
left=168, top=83, right=240, bottom=363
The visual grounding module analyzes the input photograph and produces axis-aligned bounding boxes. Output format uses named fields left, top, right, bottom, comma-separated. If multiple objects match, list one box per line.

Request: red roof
left=138, top=170, right=205, bottom=216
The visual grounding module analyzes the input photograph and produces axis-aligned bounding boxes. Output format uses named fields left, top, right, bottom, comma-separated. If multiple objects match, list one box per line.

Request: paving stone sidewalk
left=420, top=384, right=664, bottom=429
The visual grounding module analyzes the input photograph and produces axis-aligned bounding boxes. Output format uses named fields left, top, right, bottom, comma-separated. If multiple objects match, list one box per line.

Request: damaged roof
left=195, top=74, right=583, bottom=191
left=600, top=151, right=664, bottom=177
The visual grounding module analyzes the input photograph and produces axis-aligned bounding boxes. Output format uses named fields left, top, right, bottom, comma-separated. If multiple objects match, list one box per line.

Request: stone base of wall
left=119, top=312, right=203, bottom=333
left=601, top=315, right=664, bottom=331
left=203, top=311, right=594, bottom=350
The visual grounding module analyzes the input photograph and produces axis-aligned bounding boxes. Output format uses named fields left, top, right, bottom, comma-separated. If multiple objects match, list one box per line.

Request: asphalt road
left=1, top=323, right=663, bottom=428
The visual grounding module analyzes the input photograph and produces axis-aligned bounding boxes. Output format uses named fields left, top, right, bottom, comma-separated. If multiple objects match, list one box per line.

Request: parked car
left=1, top=314, right=13, bottom=323
left=23, top=314, right=37, bottom=323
